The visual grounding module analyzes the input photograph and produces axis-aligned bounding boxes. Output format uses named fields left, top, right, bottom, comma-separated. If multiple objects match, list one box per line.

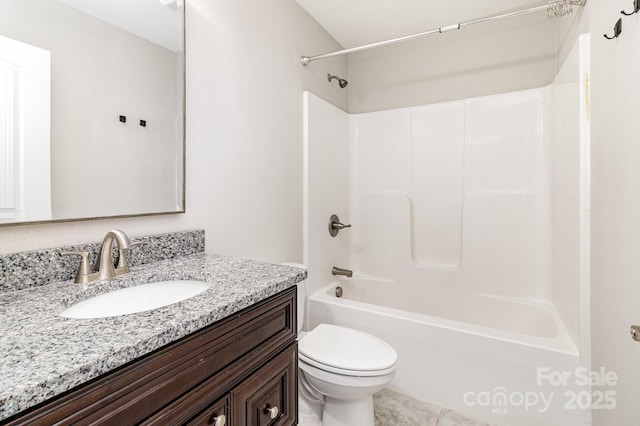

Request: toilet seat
left=299, top=353, right=396, bottom=377
left=298, top=324, right=397, bottom=377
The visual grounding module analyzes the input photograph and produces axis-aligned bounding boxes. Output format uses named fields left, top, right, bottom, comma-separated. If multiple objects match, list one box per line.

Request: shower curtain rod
left=300, top=1, right=586, bottom=66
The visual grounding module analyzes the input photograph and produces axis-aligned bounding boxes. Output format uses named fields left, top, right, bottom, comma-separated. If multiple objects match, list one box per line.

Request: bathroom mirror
left=0, top=0, right=185, bottom=226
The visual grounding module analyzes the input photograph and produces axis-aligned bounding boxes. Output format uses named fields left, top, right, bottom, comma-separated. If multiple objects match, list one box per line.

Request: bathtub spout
left=332, top=267, right=353, bottom=278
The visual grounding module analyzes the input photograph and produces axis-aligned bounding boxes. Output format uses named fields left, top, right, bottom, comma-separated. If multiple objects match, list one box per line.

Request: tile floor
left=299, top=388, right=493, bottom=426
left=374, top=389, right=493, bottom=426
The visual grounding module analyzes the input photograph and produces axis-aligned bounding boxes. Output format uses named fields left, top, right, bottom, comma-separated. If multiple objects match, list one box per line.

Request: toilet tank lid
left=299, top=324, right=397, bottom=372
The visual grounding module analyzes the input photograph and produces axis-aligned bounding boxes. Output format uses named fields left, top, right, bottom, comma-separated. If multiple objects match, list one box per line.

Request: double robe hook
left=605, top=0, right=640, bottom=40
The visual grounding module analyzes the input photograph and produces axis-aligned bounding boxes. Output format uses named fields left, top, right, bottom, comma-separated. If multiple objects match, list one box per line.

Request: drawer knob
left=265, top=405, right=279, bottom=419
left=208, top=414, right=226, bottom=426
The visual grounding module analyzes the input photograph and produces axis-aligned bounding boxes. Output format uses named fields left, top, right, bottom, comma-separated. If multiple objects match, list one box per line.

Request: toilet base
left=322, top=395, right=374, bottom=426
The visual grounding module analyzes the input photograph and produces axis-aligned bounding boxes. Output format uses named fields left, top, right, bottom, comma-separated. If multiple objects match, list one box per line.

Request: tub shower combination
left=303, top=35, right=590, bottom=426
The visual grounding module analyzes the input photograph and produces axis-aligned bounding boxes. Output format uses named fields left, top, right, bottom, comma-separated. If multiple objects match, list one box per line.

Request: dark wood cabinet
left=2, top=288, right=298, bottom=426
left=232, top=344, right=297, bottom=426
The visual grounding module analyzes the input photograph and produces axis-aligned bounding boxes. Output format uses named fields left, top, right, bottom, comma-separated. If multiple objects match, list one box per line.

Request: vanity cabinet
left=2, top=288, right=298, bottom=426
left=184, top=346, right=296, bottom=426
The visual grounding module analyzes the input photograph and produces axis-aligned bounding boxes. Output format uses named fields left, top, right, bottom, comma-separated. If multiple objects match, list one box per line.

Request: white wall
left=303, top=92, right=350, bottom=297
left=558, top=1, right=640, bottom=423
left=549, top=34, right=590, bottom=359
left=0, top=0, right=347, bottom=266
left=347, top=13, right=557, bottom=113
left=588, top=0, right=640, bottom=424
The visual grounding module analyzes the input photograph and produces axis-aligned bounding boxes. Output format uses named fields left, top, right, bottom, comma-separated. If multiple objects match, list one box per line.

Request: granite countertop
left=0, top=253, right=306, bottom=421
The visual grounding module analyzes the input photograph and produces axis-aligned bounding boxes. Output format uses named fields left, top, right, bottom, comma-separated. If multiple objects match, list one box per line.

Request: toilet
left=280, top=263, right=398, bottom=426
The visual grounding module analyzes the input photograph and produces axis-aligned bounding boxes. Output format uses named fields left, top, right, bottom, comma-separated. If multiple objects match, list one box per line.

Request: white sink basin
left=60, top=280, right=212, bottom=319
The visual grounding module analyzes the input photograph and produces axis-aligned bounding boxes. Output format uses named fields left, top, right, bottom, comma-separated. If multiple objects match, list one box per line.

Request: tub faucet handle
left=329, top=214, right=351, bottom=237
left=332, top=222, right=351, bottom=230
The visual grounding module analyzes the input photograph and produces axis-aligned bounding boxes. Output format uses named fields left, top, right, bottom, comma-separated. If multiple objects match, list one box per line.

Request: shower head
left=328, top=74, right=348, bottom=89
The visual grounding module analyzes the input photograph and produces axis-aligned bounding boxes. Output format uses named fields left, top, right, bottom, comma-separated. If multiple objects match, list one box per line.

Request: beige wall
left=347, top=13, right=557, bottom=113
left=0, top=0, right=347, bottom=265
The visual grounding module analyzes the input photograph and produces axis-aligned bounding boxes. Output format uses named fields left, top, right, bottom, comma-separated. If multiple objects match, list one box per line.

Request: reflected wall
left=0, top=0, right=182, bottom=224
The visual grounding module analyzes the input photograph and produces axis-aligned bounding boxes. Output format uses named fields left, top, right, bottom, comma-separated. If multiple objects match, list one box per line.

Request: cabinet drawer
left=187, top=395, right=230, bottom=426
left=232, top=343, right=298, bottom=426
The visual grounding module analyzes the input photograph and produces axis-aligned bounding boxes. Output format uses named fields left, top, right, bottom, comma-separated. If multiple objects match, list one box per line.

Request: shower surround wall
left=350, top=90, right=551, bottom=299
left=306, top=88, right=582, bottom=337
left=303, top=35, right=589, bottom=426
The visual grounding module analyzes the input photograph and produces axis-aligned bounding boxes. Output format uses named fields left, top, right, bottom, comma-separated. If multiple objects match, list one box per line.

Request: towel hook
left=622, top=0, right=640, bottom=15
left=604, top=18, right=623, bottom=39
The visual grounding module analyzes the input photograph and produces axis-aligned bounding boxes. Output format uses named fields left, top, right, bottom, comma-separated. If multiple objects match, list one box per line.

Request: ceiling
left=296, top=0, right=548, bottom=49
left=56, top=0, right=181, bottom=51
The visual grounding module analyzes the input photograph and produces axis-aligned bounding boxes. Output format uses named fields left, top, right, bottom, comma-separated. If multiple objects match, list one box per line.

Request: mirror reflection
left=0, top=0, right=184, bottom=225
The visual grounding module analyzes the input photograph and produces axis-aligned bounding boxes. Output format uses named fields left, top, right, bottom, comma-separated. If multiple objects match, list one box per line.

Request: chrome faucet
left=95, top=230, right=132, bottom=280
left=61, top=229, right=132, bottom=284
left=332, top=266, right=353, bottom=278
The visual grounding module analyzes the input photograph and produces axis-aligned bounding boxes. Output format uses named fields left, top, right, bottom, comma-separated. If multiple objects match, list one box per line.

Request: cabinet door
left=232, top=343, right=297, bottom=426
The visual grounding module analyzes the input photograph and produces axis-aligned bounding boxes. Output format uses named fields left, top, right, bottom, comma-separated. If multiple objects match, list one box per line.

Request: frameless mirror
left=0, top=0, right=184, bottom=226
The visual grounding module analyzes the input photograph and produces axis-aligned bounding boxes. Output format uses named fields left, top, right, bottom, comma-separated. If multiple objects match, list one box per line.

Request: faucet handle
left=60, top=251, right=94, bottom=284
left=329, top=214, right=351, bottom=237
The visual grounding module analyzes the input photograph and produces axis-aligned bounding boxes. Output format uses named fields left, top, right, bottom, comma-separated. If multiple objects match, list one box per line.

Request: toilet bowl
left=299, top=323, right=397, bottom=426
left=280, top=263, right=398, bottom=426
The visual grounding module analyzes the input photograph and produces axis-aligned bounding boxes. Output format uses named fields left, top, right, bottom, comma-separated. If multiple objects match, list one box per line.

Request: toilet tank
left=279, top=262, right=306, bottom=334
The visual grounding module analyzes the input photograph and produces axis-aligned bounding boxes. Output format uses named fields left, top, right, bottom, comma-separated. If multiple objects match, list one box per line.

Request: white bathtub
left=307, top=277, right=588, bottom=426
